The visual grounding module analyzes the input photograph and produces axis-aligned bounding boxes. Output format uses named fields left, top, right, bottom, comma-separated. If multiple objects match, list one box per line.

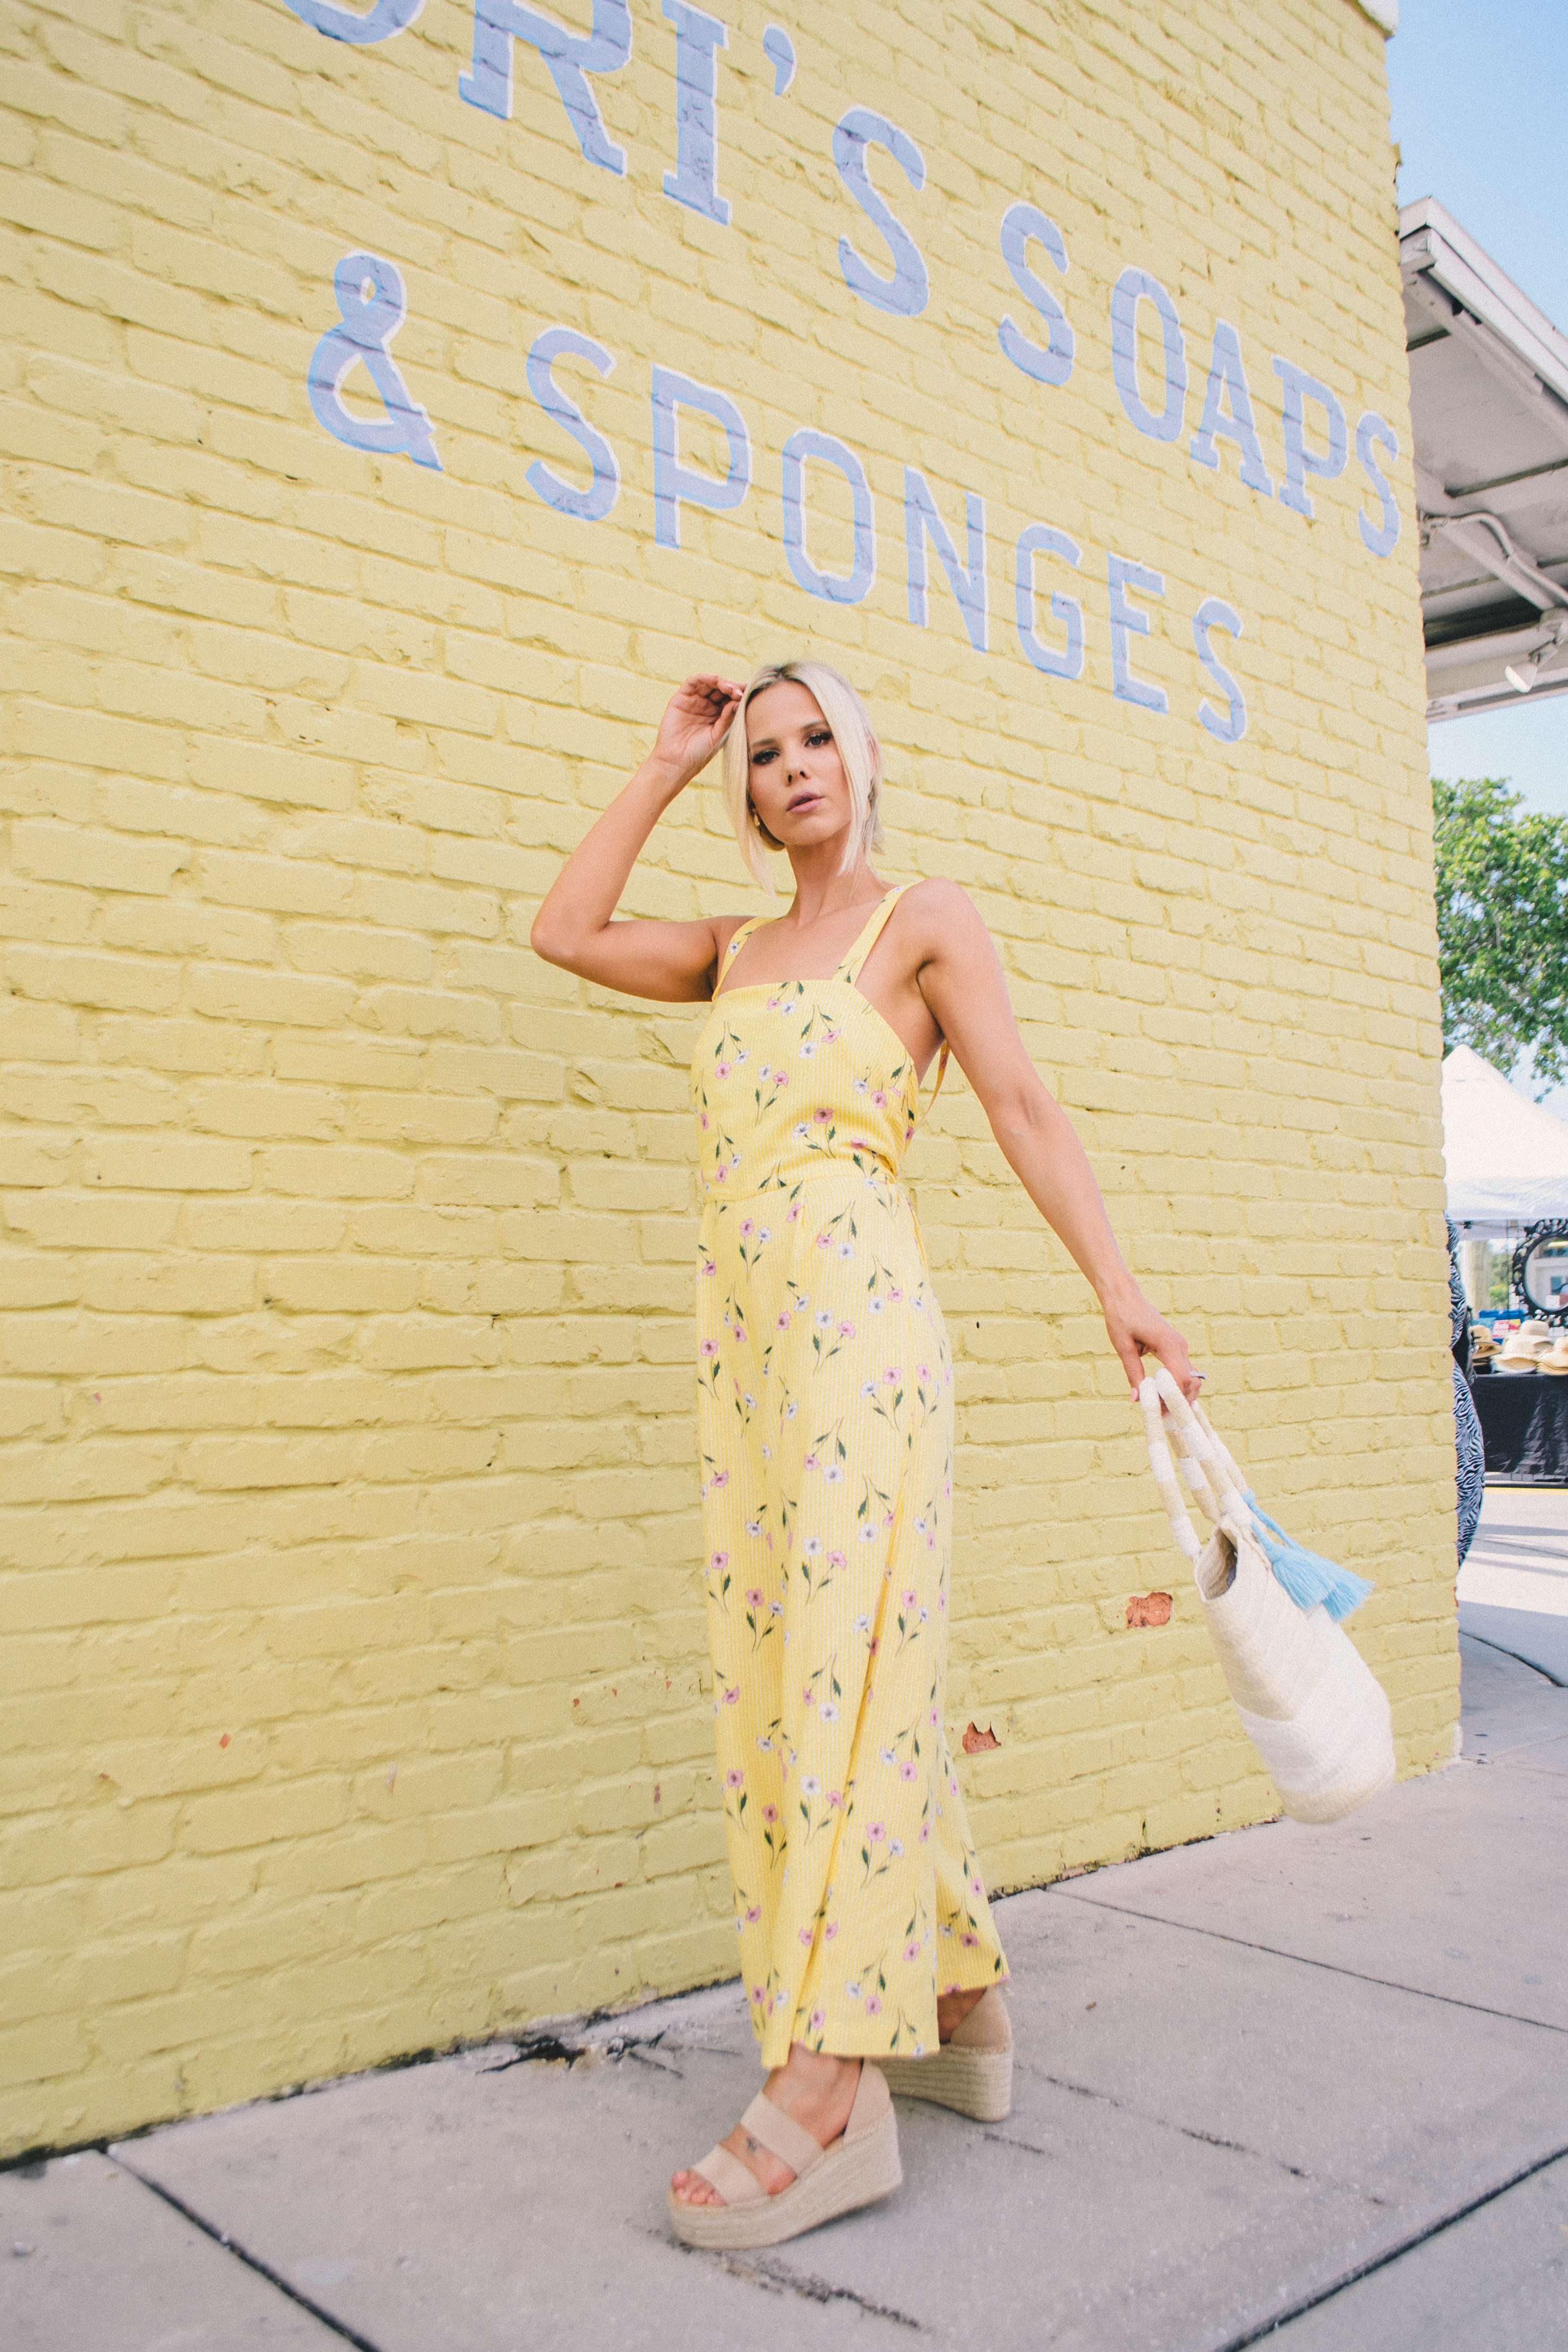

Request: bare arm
left=910, top=884, right=1200, bottom=1400
left=530, top=675, right=745, bottom=1003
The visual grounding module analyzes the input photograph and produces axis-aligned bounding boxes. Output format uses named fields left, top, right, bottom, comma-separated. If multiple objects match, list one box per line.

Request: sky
left=1386, top=0, right=1568, bottom=818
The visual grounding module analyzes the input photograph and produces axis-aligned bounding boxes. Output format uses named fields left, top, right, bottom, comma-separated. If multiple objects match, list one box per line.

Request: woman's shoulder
left=889, top=876, right=985, bottom=942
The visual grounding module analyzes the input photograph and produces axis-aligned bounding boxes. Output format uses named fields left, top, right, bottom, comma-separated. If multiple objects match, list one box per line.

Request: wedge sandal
left=667, top=2061, right=902, bottom=2249
left=878, top=1985, right=1012, bottom=2121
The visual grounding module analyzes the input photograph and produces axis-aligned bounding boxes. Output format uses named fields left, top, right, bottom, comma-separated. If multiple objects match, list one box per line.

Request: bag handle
left=1138, top=1367, right=1254, bottom=1562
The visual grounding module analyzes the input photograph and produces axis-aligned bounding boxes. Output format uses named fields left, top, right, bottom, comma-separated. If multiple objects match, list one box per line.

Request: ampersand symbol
left=307, top=252, right=441, bottom=472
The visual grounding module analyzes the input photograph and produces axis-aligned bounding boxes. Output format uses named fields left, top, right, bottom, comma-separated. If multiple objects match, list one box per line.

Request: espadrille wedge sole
left=667, top=2062, right=901, bottom=2250
left=878, top=1987, right=1012, bottom=2122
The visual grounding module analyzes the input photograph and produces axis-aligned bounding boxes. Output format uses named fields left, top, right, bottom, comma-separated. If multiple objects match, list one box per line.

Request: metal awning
left=1402, top=199, right=1568, bottom=722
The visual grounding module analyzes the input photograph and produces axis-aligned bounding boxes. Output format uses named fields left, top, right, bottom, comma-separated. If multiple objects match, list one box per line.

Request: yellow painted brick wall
left=1, top=0, right=1453, bottom=2157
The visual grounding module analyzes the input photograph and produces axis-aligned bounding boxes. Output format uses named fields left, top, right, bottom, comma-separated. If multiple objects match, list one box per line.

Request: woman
left=532, top=660, right=1199, bottom=2250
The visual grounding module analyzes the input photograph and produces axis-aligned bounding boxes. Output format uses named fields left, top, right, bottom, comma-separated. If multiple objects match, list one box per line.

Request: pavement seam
left=1057, top=1890, right=1568, bottom=2036
left=1209, top=2141, right=1568, bottom=2349
left=108, top=2157, right=386, bottom=2352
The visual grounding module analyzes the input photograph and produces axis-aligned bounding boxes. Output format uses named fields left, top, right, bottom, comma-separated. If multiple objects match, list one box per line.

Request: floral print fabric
left=692, top=885, right=1006, bottom=2068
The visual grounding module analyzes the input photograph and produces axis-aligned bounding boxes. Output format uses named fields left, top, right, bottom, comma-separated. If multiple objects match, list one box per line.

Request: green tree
left=1433, top=776, right=1568, bottom=1093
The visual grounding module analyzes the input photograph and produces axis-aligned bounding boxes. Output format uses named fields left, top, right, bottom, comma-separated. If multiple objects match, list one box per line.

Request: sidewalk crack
left=109, top=2160, right=386, bottom=2352
left=989, top=2074, right=1310, bottom=2181
left=655, top=2230, right=923, bottom=2329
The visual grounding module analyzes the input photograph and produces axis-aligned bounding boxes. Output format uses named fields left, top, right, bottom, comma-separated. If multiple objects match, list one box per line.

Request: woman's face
left=744, top=681, right=857, bottom=853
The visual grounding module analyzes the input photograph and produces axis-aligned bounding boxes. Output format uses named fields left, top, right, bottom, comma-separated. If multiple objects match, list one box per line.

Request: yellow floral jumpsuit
left=693, top=885, right=1007, bottom=2070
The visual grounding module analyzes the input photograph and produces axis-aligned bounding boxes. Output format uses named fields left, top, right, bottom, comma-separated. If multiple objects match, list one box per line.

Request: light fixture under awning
left=1402, top=200, right=1568, bottom=723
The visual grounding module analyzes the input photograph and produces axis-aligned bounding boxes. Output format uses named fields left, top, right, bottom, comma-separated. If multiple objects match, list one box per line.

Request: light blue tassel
left=1242, top=1494, right=1374, bottom=1623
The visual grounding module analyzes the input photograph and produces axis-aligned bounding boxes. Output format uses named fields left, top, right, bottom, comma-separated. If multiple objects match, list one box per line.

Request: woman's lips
left=787, top=793, right=821, bottom=813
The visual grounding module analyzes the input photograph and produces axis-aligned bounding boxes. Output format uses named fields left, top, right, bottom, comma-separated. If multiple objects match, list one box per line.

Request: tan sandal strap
left=691, top=2142, right=769, bottom=2208
left=738, top=2089, right=828, bottom=2179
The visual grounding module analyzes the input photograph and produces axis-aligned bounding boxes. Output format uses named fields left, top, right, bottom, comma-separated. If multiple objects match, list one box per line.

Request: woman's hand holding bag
left=1138, top=1368, right=1396, bottom=1825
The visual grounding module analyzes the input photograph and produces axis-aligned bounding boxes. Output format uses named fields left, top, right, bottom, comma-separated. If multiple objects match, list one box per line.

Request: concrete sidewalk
left=7, top=1538, right=1567, bottom=2350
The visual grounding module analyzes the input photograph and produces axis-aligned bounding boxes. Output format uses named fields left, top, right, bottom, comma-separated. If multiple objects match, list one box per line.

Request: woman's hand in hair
left=530, top=673, right=746, bottom=1003
left=647, top=675, right=745, bottom=794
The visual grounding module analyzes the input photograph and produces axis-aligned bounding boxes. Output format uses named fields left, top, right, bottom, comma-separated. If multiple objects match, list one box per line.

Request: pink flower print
left=814, top=1107, right=831, bottom=1124
left=799, top=1928, right=814, bottom=1948
left=767, top=995, right=782, bottom=1011
left=803, top=1453, right=819, bottom=1472
left=745, top=1903, right=762, bottom=1923
left=725, top=1769, right=744, bottom=1789
left=803, top=1686, right=815, bottom=1707
left=711, top=1551, right=729, bottom=1571
left=787, top=1203, right=801, bottom=1222
left=828, top=1549, right=846, bottom=1569
left=716, top=1061, right=732, bottom=1080
left=701, top=1259, right=716, bottom=1277
left=961, top=1931, right=980, bottom=1948
left=714, top=1165, right=727, bottom=1182
left=837, top=1321, right=855, bottom=1339
left=867, top=1821, right=886, bottom=1843
left=865, top=1993, right=883, bottom=2016
left=872, top=1090, right=887, bottom=1108
left=816, top=1231, right=831, bottom=1250
left=902, top=1589, right=917, bottom=1608
left=761, top=1803, right=779, bottom=1824
left=825, top=1919, right=839, bottom=1942
left=751, top=1985, right=764, bottom=2004
left=971, top=1875, right=983, bottom=1896
left=823, top=1028, right=841, bottom=1044
left=773, top=1070, right=787, bottom=1088
left=899, top=1760, right=917, bottom=1783
left=904, top=1938, right=922, bottom=1961
left=917, top=1364, right=931, bottom=1382
left=884, top=1367, right=900, bottom=1385
left=920, top=1821, right=931, bottom=1843
left=949, top=1774, right=959, bottom=1795
left=889, top=1287, right=904, bottom=1303
left=930, top=1707, right=940, bottom=1726
left=739, top=1218, right=754, bottom=1239
left=745, top=1587, right=763, bottom=1606
left=701, top=1339, right=719, bottom=1358
left=828, top=1790, right=843, bottom=1809
left=810, top=2007, right=826, bottom=2033
left=709, top=1469, right=729, bottom=1489
left=724, top=1686, right=740, bottom=1705
left=778, top=1311, right=790, bottom=1329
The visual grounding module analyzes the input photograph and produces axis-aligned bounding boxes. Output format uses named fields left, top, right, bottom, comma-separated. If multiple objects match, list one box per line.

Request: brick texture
left=0, top=0, right=1454, bottom=2157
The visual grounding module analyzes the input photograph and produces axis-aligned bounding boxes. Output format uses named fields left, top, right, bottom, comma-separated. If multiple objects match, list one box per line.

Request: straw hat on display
left=1517, top=1318, right=1552, bottom=1343
left=1539, top=1333, right=1568, bottom=1376
left=1497, top=1330, right=1545, bottom=1372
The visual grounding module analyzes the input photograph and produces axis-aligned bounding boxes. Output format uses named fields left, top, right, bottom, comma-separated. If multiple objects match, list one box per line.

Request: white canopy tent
left=1443, top=1044, right=1568, bottom=1232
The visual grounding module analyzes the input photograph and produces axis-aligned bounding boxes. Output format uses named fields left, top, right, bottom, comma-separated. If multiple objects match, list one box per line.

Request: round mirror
left=1512, top=1222, right=1568, bottom=1321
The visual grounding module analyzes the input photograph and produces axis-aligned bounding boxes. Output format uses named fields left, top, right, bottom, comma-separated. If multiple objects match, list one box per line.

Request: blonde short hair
left=721, top=660, right=884, bottom=895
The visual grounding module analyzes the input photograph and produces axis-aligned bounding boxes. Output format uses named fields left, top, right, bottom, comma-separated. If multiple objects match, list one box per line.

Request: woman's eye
left=751, top=747, right=776, bottom=765
left=807, top=731, right=831, bottom=747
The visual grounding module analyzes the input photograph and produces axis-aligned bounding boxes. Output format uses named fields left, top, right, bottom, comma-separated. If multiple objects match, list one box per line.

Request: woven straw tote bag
left=1138, top=1367, right=1395, bottom=1824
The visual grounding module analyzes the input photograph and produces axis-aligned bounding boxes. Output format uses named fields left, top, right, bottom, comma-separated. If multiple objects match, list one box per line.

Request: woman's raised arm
left=530, top=675, right=745, bottom=1002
